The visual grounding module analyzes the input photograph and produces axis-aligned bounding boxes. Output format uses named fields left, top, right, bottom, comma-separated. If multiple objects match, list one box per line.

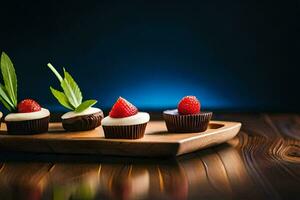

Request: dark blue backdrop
left=0, top=0, right=299, bottom=112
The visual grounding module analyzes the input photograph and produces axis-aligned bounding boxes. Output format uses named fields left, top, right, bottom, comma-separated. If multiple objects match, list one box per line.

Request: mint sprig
left=75, top=100, right=97, bottom=113
left=0, top=52, right=18, bottom=112
left=50, top=87, right=74, bottom=110
left=47, top=63, right=97, bottom=113
left=61, top=68, right=82, bottom=108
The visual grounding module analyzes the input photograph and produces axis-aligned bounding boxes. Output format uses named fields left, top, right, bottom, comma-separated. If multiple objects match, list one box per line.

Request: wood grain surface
left=0, top=113, right=298, bottom=200
left=0, top=121, right=241, bottom=157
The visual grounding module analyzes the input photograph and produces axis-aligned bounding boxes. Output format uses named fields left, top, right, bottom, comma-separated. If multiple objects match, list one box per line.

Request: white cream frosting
left=0, top=112, right=3, bottom=119
left=61, top=107, right=102, bottom=119
left=5, top=108, right=50, bottom=122
left=101, top=112, right=150, bottom=126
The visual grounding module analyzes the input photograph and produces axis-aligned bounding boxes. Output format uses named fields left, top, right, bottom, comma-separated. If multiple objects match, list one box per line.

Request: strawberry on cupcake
left=0, top=52, right=50, bottom=134
left=101, top=97, right=150, bottom=139
left=47, top=63, right=103, bottom=131
left=163, top=96, right=212, bottom=133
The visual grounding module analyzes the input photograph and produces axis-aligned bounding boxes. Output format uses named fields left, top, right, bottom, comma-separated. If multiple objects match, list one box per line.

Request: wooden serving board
left=0, top=121, right=241, bottom=157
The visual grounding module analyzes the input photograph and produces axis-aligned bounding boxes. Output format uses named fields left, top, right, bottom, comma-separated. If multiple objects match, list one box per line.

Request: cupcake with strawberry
left=163, top=96, right=212, bottom=133
left=47, top=63, right=103, bottom=131
left=0, top=52, right=50, bottom=134
left=0, top=111, right=3, bottom=127
left=101, top=97, right=150, bottom=139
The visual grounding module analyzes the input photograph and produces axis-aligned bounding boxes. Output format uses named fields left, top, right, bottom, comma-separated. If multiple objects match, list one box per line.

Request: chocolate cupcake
left=102, top=97, right=150, bottom=139
left=61, top=107, right=104, bottom=131
left=163, top=96, right=212, bottom=133
left=48, top=63, right=103, bottom=131
left=0, top=52, right=50, bottom=134
left=5, top=107, right=50, bottom=134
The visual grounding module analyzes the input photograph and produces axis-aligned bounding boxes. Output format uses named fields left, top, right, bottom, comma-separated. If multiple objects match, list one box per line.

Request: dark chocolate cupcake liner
left=103, top=123, right=147, bottom=139
left=62, top=111, right=104, bottom=132
left=163, top=112, right=213, bottom=133
left=6, top=116, right=50, bottom=135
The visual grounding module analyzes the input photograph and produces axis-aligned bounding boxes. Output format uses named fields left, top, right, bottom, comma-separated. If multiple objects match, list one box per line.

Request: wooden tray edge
left=176, top=122, right=242, bottom=156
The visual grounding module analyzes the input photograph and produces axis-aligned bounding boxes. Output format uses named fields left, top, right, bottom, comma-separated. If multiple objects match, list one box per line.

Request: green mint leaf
left=0, top=95, right=13, bottom=112
left=0, top=84, right=15, bottom=111
left=75, top=100, right=97, bottom=113
left=47, top=63, right=96, bottom=112
left=47, top=63, right=63, bottom=82
left=61, top=68, right=82, bottom=108
left=50, top=87, right=74, bottom=110
left=0, top=52, right=17, bottom=107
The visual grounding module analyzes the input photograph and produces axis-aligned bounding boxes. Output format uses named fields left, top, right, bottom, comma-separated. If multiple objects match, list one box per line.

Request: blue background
left=0, top=0, right=299, bottom=112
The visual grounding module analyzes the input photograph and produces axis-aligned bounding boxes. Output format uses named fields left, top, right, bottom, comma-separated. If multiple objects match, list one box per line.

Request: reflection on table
left=0, top=139, right=262, bottom=200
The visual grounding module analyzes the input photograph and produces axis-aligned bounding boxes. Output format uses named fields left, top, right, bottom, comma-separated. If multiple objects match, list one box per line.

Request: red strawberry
left=109, top=97, right=138, bottom=118
left=17, top=99, right=42, bottom=113
left=178, top=96, right=201, bottom=115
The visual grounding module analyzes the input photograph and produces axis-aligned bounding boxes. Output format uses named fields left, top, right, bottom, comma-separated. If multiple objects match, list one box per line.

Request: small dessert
left=47, top=63, right=103, bottom=131
left=163, top=96, right=212, bottom=133
left=101, top=97, right=150, bottom=139
left=0, top=52, right=50, bottom=134
left=0, top=111, right=2, bottom=127
left=5, top=99, right=50, bottom=134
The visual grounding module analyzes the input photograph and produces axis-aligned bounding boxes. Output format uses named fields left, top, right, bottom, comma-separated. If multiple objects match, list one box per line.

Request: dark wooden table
left=0, top=113, right=299, bottom=200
